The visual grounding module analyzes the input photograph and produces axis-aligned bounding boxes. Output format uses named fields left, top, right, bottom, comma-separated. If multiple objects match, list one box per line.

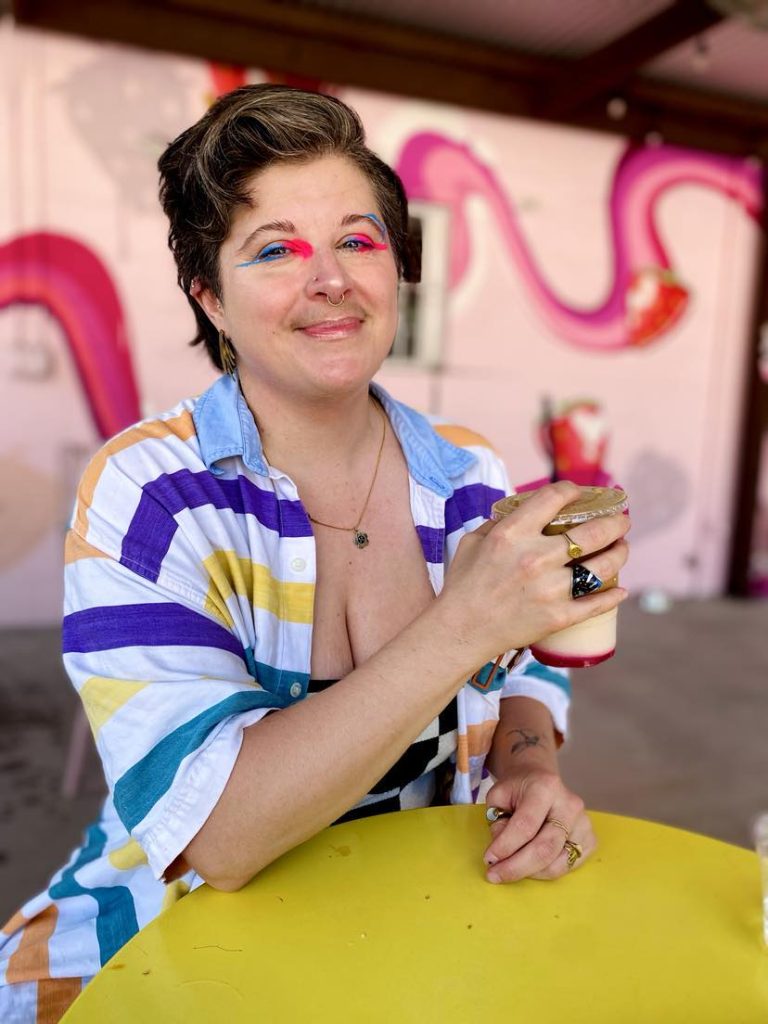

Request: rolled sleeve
left=63, top=537, right=285, bottom=880
left=501, top=648, right=571, bottom=741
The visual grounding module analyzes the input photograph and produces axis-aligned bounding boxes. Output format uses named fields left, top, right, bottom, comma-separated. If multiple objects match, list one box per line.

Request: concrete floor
left=1, top=597, right=767, bottom=924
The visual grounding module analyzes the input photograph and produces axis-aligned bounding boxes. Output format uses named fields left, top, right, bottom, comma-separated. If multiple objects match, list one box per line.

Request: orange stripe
left=467, top=719, right=497, bottom=759
left=74, top=410, right=196, bottom=537
left=456, top=720, right=498, bottom=775
left=64, top=531, right=109, bottom=564
left=2, top=909, right=28, bottom=936
left=36, top=977, right=83, bottom=1023
left=6, top=905, right=57, bottom=983
left=456, top=733, right=469, bottom=774
left=433, top=424, right=496, bottom=451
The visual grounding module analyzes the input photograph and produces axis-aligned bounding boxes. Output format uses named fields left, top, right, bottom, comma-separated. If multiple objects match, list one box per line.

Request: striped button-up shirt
left=0, top=375, right=569, bottom=995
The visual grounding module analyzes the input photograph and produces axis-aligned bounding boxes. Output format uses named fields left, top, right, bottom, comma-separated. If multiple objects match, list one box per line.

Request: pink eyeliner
left=348, top=233, right=388, bottom=251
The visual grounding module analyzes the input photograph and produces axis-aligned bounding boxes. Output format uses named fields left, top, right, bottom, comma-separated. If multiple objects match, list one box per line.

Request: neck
left=238, top=374, right=382, bottom=475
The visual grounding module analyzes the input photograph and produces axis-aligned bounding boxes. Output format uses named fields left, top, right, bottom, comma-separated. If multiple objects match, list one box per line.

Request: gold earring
left=218, top=329, right=237, bottom=378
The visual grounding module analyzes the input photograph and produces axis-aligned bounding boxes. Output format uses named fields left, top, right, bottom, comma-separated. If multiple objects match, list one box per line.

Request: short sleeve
left=63, top=425, right=290, bottom=880
left=501, top=649, right=570, bottom=741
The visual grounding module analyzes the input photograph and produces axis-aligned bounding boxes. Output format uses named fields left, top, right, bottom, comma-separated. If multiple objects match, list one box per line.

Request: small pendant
left=353, top=529, right=369, bottom=549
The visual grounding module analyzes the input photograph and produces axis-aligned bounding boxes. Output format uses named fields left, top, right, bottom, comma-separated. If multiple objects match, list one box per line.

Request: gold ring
left=563, top=531, right=583, bottom=560
left=564, top=839, right=583, bottom=868
left=546, top=817, right=570, bottom=838
left=486, top=806, right=512, bottom=824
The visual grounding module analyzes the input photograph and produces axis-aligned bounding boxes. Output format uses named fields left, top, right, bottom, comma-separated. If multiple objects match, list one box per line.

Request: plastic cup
left=491, top=486, right=628, bottom=668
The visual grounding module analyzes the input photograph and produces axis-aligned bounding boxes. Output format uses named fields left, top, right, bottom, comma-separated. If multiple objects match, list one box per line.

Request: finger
left=484, top=782, right=559, bottom=866
left=493, top=482, right=583, bottom=534
left=554, top=540, right=629, bottom=604
left=549, top=580, right=629, bottom=624
left=579, top=538, right=629, bottom=584
left=486, top=796, right=585, bottom=883
left=553, top=511, right=631, bottom=562
left=529, top=816, right=597, bottom=881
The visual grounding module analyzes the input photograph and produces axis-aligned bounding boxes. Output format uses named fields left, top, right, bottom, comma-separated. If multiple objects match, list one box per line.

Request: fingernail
left=484, top=854, right=498, bottom=867
left=486, top=871, right=501, bottom=884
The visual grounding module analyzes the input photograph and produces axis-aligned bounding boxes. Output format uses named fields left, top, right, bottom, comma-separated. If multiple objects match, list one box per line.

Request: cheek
left=227, top=274, right=294, bottom=323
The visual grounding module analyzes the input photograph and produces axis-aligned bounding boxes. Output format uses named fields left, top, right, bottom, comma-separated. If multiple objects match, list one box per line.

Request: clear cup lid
left=491, top=486, right=628, bottom=526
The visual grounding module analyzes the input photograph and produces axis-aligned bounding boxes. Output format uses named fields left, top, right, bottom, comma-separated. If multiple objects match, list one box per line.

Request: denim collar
left=193, top=374, right=475, bottom=498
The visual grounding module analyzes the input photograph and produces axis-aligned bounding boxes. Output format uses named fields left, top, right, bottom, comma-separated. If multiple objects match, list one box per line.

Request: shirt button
left=289, top=682, right=302, bottom=698
left=290, top=557, right=307, bottom=572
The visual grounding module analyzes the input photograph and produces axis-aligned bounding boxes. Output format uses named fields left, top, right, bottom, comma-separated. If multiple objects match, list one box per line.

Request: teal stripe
left=250, top=652, right=310, bottom=701
left=523, top=660, right=572, bottom=696
left=114, top=690, right=286, bottom=831
left=468, top=660, right=506, bottom=694
left=49, top=824, right=139, bottom=967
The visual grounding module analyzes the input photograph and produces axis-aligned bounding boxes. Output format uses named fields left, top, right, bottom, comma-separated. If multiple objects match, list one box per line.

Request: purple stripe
left=120, top=469, right=311, bottom=582
left=445, top=483, right=504, bottom=535
left=62, top=602, right=244, bottom=659
left=416, top=525, right=444, bottom=565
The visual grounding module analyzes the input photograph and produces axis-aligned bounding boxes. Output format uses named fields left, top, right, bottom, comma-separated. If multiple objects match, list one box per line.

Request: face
left=197, top=154, right=400, bottom=406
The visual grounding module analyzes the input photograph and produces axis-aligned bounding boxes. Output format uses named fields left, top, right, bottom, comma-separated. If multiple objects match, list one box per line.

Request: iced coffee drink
left=491, top=486, right=628, bottom=668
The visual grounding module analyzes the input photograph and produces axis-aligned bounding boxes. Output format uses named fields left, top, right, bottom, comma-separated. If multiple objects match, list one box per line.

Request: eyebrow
left=235, top=220, right=296, bottom=257
left=234, top=213, right=387, bottom=257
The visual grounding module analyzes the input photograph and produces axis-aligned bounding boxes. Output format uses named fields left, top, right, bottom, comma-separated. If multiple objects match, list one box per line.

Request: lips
left=297, top=316, right=363, bottom=338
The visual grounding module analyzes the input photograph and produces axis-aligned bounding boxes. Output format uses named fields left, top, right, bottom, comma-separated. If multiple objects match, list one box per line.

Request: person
left=0, top=85, right=630, bottom=1022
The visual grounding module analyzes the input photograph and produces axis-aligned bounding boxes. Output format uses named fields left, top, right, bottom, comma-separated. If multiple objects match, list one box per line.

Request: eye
left=341, top=233, right=377, bottom=251
left=255, top=242, right=291, bottom=262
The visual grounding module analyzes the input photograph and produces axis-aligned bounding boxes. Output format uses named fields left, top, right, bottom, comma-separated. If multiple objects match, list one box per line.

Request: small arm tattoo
left=506, top=727, right=543, bottom=756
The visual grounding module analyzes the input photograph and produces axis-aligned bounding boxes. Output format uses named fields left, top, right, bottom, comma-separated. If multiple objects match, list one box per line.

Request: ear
left=189, top=277, right=225, bottom=331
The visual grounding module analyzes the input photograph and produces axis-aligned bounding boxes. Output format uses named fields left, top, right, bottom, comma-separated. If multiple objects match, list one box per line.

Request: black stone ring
left=571, top=564, right=604, bottom=599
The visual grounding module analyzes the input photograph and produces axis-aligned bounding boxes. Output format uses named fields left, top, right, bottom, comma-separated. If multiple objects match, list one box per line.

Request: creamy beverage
left=491, top=486, right=628, bottom=668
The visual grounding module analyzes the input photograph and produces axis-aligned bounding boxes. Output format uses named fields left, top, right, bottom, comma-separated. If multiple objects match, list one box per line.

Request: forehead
left=237, top=154, right=379, bottom=225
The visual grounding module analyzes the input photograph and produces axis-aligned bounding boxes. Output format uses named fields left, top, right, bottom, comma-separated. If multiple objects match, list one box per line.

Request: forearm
left=485, top=695, right=560, bottom=781
left=184, top=598, right=485, bottom=890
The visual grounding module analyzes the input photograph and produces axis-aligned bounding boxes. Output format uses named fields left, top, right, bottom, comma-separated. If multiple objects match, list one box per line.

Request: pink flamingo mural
left=396, top=134, right=763, bottom=351
left=0, top=232, right=140, bottom=438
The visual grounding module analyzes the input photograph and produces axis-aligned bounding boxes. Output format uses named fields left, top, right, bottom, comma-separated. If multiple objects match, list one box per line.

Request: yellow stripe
left=161, top=879, right=191, bottom=910
left=75, top=410, right=196, bottom=537
left=204, top=551, right=314, bottom=624
left=433, top=424, right=496, bottom=451
left=64, top=531, right=109, bottom=564
left=79, top=676, right=148, bottom=737
left=108, top=839, right=148, bottom=871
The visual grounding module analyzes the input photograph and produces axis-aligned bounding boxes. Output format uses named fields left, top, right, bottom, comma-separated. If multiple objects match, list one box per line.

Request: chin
left=306, top=354, right=386, bottom=395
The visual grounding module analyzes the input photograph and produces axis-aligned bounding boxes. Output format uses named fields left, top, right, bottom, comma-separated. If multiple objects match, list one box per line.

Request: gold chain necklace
left=307, top=401, right=387, bottom=549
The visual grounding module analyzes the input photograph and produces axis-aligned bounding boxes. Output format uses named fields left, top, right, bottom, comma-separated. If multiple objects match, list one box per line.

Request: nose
left=306, top=247, right=353, bottom=305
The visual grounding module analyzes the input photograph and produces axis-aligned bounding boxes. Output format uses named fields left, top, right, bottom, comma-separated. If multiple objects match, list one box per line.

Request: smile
left=297, top=317, right=363, bottom=338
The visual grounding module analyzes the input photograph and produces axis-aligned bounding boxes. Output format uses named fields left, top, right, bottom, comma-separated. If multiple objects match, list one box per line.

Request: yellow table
left=62, top=808, right=768, bottom=1022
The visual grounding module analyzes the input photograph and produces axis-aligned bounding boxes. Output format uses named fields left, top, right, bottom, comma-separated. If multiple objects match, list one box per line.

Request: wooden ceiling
left=10, top=0, right=768, bottom=157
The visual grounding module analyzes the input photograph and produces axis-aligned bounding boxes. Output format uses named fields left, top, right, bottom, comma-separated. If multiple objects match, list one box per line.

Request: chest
left=307, top=444, right=438, bottom=679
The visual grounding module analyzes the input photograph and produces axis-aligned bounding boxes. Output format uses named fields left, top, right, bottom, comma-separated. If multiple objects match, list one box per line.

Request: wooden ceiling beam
left=11, top=0, right=768, bottom=158
left=536, top=0, right=726, bottom=119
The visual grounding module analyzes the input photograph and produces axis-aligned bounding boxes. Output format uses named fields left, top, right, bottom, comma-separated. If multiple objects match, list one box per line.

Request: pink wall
left=0, top=21, right=762, bottom=624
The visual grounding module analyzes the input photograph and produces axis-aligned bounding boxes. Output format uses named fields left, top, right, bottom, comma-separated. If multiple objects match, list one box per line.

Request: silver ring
left=571, top=564, right=603, bottom=599
left=486, top=806, right=512, bottom=824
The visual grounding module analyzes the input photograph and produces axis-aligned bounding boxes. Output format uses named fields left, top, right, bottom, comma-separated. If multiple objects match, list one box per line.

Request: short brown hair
left=158, top=84, right=416, bottom=369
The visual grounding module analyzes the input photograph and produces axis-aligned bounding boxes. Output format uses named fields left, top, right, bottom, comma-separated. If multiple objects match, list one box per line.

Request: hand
left=437, top=481, right=630, bottom=661
left=482, top=769, right=596, bottom=883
